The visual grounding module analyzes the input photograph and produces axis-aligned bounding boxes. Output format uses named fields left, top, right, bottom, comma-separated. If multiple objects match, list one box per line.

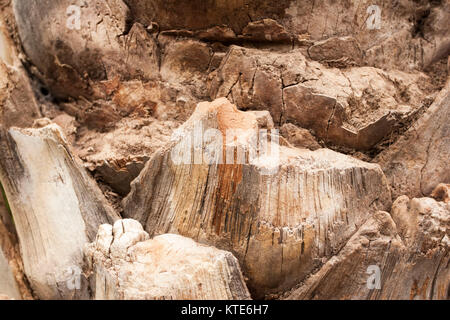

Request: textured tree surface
left=123, top=97, right=392, bottom=297
left=0, top=0, right=449, bottom=300
left=0, top=218, right=33, bottom=300
left=285, top=188, right=449, bottom=299
left=86, top=219, right=251, bottom=300
left=208, top=46, right=432, bottom=150
left=376, top=81, right=450, bottom=199
left=0, top=124, right=119, bottom=299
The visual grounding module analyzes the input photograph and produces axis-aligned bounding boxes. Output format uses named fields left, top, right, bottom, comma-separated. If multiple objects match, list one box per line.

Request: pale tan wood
left=86, top=219, right=251, bottom=300
left=0, top=218, right=33, bottom=300
left=285, top=194, right=449, bottom=300
left=0, top=124, right=119, bottom=299
left=123, top=98, right=392, bottom=298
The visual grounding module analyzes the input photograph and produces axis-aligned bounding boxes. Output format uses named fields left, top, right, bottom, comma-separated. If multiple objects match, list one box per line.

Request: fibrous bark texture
left=376, top=81, right=450, bottom=199
left=86, top=219, right=251, bottom=300
left=209, top=46, right=434, bottom=151
left=0, top=7, right=41, bottom=129
left=123, top=98, right=392, bottom=297
left=285, top=191, right=449, bottom=300
left=0, top=0, right=448, bottom=301
left=0, top=124, right=119, bottom=299
left=0, top=218, right=33, bottom=300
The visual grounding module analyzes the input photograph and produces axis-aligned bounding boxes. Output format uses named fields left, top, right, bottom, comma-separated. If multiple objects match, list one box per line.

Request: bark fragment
left=285, top=195, right=449, bottom=300
left=0, top=218, right=33, bottom=300
left=123, top=98, right=391, bottom=297
left=0, top=14, right=41, bottom=128
left=376, top=81, right=450, bottom=198
left=86, top=219, right=251, bottom=300
left=209, top=46, right=432, bottom=151
left=0, top=124, right=119, bottom=299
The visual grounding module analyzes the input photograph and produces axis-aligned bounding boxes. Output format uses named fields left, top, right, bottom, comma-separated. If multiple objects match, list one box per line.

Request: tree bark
left=123, top=98, right=392, bottom=298
left=86, top=219, right=251, bottom=300
left=0, top=124, right=119, bottom=299
left=0, top=0, right=448, bottom=301
left=285, top=191, right=449, bottom=300
left=0, top=218, right=33, bottom=299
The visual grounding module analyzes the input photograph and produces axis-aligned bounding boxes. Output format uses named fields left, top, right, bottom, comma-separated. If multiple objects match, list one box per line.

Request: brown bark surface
left=0, top=0, right=448, bottom=300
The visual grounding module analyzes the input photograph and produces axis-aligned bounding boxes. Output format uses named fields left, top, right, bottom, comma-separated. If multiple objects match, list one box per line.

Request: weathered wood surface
left=123, top=97, right=392, bottom=297
left=0, top=12, right=41, bottom=128
left=86, top=219, right=251, bottom=300
left=285, top=190, right=449, bottom=300
left=208, top=46, right=432, bottom=151
left=0, top=0, right=448, bottom=301
left=0, top=218, right=33, bottom=300
left=0, top=124, right=119, bottom=299
left=376, top=81, right=450, bottom=199
left=12, top=0, right=159, bottom=99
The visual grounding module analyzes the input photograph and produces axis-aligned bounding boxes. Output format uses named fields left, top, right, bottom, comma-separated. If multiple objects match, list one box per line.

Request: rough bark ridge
left=0, top=217, right=33, bottom=300
left=376, top=81, right=450, bottom=199
left=123, top=97, right=392, bottom=297
left=0, top=124, right=119, bottom=299
left=0, top=5, right=41, bottom=129
left=208, top=46, right=434, bottom=151
left=285, top=190, right=449, bottom=300
left=0, top=0, right=448, bottom=300
left=85, top=219, right=251, bottom=300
